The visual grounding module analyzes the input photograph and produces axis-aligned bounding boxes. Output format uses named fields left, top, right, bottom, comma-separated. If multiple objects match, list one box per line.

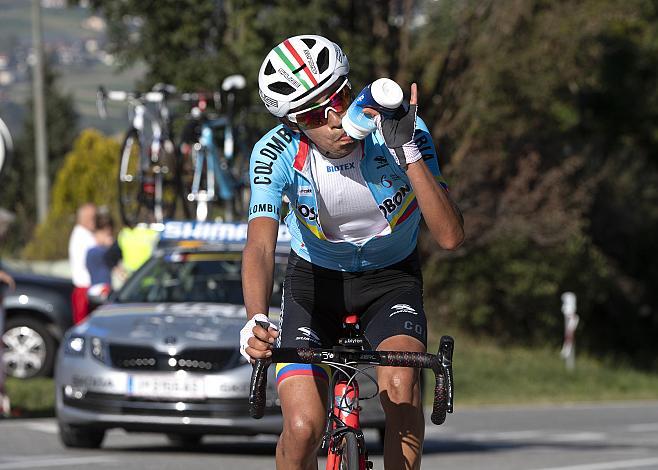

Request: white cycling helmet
left=258, top=35, right=350, bottom=117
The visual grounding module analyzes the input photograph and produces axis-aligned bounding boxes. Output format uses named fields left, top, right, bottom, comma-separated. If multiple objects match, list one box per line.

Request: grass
left=3, top=337, right=657, bottom=417
left=429, top=332, right=658, bottom=406
left=4, top=377, right=55, bottom=417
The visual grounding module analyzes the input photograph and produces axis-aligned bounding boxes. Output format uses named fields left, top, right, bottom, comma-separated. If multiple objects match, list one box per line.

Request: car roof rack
left=157, top=220, right=291, bottom=253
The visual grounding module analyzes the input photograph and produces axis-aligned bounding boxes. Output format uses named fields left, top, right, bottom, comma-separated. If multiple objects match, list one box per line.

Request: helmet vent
left=269, top=81, right=296, bottom=95
left=317, top=47, right=329, bottom=74
left=264, top=61, right=276, bottom=75
left=301, top=38, right=316, bottom=48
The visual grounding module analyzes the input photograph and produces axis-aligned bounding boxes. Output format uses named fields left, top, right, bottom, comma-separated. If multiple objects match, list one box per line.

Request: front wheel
left=334, top=432, right=360, bottom=470
left=58, top=423, right=105, bottom=448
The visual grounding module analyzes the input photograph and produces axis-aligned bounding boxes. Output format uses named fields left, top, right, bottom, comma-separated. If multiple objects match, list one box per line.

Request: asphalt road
left=1, top=401, right=658, bottom=469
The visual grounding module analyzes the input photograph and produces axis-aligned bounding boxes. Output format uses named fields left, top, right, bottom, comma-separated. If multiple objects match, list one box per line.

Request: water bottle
left=341, top=78, right=404, bottom=140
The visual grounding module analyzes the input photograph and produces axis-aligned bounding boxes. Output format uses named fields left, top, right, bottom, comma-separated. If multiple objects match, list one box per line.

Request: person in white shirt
left=68, top=203, right=97, bottom=324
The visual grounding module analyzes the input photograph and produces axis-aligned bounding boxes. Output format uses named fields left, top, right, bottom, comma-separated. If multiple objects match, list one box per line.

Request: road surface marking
left=0, top=456, right=115, bottom=469
left=628, top=423, right=658, bottom=432
left=21, top=421, right=58, bottom=434
left=544, top=432, right=607, bottom=442
left=533, top=457, right=658, bottom=470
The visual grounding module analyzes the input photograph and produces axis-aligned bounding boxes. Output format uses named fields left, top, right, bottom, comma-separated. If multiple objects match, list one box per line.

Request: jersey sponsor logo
left=298, top=186, right=313, bottom=196
left=253, top=128, right=294, bottom=185
left=414, top=133, right=435, bottom=161
left=380, top=175, right=392, bottom=188
left=296, top=327, right=321, bottom=344
left=297, top=203, right=317, bottom=221
left=327, top=161, right=355, bottom=172
left=389, top=303, right=418, bottom=317
left=378, top=184, right=411, bottom=216
left=249, top=203, right=280, bottom=217
left=374, top=155, right=389, bottom=169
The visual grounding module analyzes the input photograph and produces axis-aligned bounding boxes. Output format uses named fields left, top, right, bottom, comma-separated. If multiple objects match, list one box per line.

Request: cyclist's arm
left=242, top=125, right=291, bottom=319
left=407, top=158, right=464, bottom=250
left=407, top=99, right=464, bottom=250
left=242, top=217, right=278, bottom=320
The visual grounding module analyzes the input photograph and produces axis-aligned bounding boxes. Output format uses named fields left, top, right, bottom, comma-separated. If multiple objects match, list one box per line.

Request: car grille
left=108, top=344, right=240, bottom=372
left=63, top=391, right=279, bottom=418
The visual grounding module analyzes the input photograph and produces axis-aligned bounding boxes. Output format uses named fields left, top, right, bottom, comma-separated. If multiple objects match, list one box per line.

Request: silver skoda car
left=55, top=222, right=385, bottom=449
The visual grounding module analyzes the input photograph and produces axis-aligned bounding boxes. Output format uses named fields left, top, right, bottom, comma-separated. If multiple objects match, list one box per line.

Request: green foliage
left=424, top=234, right=608, bottom=345
left=22, top=129, right=120, bottom=260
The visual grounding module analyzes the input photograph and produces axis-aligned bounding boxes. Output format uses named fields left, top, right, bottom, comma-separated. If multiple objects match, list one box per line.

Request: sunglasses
left=287, top=79, right=352, bottom=129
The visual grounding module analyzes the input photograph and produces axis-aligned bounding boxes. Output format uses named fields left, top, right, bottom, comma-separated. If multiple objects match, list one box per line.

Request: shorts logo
left=389, top=304, right=417, bottom=317
left=296, top=327, right=321, bottom=344
left=380, top=175, right=392, bottom=188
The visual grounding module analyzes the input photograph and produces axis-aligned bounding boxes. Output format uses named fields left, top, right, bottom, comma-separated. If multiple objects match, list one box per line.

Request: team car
left=55, top=221, right=385, bottom=448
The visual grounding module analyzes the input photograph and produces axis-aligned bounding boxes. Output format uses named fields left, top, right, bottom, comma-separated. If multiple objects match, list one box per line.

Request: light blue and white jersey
left=248, top=117, right=448, bottom=272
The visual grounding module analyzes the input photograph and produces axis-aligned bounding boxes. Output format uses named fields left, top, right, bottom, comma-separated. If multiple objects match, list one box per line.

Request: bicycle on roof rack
left=97, top=84, right=179, bottom=226
left=0, top=115, right=13, bottom=179
left=178, top=75, right=250, bottom=223
left=249, top=315, right=455, bottom=470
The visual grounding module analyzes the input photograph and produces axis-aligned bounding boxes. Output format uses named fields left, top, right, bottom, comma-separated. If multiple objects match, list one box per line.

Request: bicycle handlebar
left=248, top=336, right=454, bottom=426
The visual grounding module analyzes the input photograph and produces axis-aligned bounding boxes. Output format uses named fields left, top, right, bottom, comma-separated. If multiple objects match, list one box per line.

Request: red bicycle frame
left=325, top=379, right=366, bottom=469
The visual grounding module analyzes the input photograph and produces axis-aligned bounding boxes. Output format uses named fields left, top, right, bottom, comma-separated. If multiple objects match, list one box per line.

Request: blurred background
left=0, top=0, right=657, bottom=413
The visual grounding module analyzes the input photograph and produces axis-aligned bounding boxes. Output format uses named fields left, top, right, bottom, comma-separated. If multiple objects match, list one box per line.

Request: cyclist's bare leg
left=377, top=335, right=425, bottom=470
left=276, top=376, right=328, bottom=470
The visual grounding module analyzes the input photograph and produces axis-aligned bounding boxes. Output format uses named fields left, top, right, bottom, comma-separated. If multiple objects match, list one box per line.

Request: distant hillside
left=0, top=0, right=145, bottom=139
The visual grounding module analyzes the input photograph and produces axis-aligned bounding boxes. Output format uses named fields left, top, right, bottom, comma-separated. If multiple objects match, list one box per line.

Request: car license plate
left=128, top=374, right=206, bottom=399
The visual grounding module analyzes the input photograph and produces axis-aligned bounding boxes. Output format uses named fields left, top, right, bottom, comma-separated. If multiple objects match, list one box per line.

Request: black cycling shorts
left=276, top=249, right=427, bottom=353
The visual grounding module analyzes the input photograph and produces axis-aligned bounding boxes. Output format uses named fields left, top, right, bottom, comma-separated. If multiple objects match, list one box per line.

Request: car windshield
left=115, top=251, right=286, bottom=306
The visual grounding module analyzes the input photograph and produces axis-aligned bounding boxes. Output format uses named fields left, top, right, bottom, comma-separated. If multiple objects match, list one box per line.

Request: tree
left=77, top=0, right=658, bottom=363
left=23, top=129, right=120, bottom=260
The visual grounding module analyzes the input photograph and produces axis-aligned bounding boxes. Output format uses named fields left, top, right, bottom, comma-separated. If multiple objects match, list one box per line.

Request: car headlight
left=64, top=336, right=85, bottom=356
left=90, top=337, right=105, bottom=363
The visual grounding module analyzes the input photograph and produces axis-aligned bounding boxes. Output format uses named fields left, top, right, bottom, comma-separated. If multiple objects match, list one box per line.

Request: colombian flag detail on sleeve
left=275, top=363, right=331, bottom=386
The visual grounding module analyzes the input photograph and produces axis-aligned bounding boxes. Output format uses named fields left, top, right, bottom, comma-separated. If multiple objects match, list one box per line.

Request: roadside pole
left=560, top=292, right=579, bottom=371
left=31, top=0, right=49, bottom=224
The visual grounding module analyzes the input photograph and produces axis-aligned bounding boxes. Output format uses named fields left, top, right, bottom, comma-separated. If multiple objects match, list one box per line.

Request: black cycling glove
left=375, top=102, right=422, bottom=170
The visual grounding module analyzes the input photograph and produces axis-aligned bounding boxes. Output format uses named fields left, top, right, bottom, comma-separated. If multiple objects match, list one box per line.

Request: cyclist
left=240, top=35, right=464, bottom=470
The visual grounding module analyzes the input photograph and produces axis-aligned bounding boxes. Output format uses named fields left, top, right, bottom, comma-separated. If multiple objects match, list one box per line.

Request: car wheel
left=166, top=433, right=203, bottom=447
left=2, top=316, right=56, bottom=378
left=58, top=422, right=105, bottom=448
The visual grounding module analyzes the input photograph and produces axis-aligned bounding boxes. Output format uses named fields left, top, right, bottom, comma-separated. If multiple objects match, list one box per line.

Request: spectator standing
left=0, top=208, right=16, bottom=417
left=68, top=203, right=97, bottom=324
left=86, top=210, right=117, bottom=304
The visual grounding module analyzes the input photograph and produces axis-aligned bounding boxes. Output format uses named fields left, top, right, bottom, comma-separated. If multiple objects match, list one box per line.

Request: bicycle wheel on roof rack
left=0, top=117, right=13, bottom=179
left=152, top=139, right=178, bottom=223
left=118, top=128, right=150, bottom=226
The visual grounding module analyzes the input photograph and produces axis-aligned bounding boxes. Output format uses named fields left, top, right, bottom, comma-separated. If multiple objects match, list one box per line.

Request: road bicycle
left=97, top=84, right=179, bottom=226
left=249, top=315, right=454, bottom=470
left=178, top=75, right=250, bottom=222
left=0, top=115, right=13, bottom=179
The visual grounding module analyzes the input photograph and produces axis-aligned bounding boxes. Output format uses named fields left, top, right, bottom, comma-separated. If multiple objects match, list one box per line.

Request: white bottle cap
left=371, top=78, right=403, bottom=109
